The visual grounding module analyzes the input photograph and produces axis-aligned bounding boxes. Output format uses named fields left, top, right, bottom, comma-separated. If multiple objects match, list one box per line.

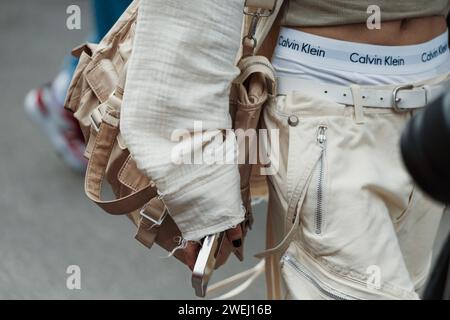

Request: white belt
left=277, top=76, right=450, bottom=112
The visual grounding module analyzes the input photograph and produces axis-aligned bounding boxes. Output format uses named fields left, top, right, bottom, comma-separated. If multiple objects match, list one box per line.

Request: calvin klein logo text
left=421, top=44, right=448, bottom=62
left=349, top=53, right=405, bottom=66
left=278, top=36, right=326, bottom=58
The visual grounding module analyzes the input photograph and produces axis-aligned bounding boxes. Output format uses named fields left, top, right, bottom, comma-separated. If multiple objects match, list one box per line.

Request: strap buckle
left=139, top=203, right=167, bottom=227
left=89, top=92, right=122, bottom=132
left=242, top=0, right=277, bottom=51
left=89, top=108, right=103, bottom=132
left=392, top=84, right=414, bottom=112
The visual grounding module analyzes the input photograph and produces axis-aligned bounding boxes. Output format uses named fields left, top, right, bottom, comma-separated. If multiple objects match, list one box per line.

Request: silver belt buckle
left=392, top=84, right=414, bottom=113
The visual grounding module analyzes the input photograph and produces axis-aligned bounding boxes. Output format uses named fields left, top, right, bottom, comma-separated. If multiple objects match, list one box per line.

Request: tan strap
left=204, top=1, right=284, bottom=299
left=71, top=43, right=98, bottom=58
left=114, top=61, right=127, bottom=100
left=265, top=209, right=275, bottom=299
left=235, top=55, right=277, bottom=94
left=252, top=0, right=284, bottom=54
left=84, top=110, right=157, bottom=215
left=245, top=0, right=278, bottom=11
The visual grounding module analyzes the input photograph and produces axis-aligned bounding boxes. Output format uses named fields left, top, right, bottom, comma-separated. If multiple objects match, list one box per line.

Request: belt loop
left=350, top=84, right=365, bottom=124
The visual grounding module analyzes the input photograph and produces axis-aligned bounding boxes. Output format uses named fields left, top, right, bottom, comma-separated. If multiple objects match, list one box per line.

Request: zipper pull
left=317, top=126, right=328, bottom=146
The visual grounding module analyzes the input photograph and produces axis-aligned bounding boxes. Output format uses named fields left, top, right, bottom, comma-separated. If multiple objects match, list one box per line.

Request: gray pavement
left=0, top=0, right=448, bottom=300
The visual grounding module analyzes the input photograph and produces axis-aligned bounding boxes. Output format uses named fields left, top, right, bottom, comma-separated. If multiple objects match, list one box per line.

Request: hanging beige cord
left=207, top=260, right=266, bottom=300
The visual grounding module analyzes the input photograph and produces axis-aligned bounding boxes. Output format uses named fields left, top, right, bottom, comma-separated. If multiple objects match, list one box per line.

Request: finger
left=215, top=239, right=233, bottom=268
left=226, top=225, right=243, bottom=248
left=183, top=241, right=200, bottom=271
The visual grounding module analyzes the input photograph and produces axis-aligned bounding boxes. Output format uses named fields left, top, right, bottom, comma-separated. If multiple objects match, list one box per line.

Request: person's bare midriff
left=260, top=16, right=448, bottom=59
left=297, top=16, right=447, bottom=45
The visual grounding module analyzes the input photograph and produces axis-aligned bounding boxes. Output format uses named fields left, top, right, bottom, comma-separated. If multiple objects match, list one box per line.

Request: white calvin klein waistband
left=274, top=27, right=449, bottom=75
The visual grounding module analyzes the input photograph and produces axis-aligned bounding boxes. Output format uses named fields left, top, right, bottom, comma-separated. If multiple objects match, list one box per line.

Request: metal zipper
left=282, top=255, right=357, bottom=300
left=315, top=125, right=328, bottom=235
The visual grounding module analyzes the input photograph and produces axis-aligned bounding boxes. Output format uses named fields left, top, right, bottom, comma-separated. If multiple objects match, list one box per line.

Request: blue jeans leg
left=65, top=0, right=132, bottom=75
left=91, top=0, right=133, bottom=42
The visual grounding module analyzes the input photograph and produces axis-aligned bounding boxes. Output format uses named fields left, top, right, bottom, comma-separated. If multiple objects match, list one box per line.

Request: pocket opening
left=282, top=254, right=359, bottom=300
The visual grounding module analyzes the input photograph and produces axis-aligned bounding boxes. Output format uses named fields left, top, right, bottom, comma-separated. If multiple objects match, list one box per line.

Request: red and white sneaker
left=24, top=72, right=87, bottom=173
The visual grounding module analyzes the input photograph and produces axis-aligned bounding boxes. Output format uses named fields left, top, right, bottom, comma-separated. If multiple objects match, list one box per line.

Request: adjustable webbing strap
left=265, top=208, right=279, bottom=299
left=241, top=0, right=286, bottom=300
left=84, top=110, right=158, bottom=215
left=205, top=0, right=285, bottom=300
left=84, top=61, right=158, bottom=215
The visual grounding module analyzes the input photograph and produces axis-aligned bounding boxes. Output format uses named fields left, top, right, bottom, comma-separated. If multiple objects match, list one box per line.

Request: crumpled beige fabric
left=121, top=0, right=245, bottom=240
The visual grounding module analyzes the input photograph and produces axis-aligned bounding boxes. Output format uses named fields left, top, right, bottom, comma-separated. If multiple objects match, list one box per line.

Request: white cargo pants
left=262, top=85, right=446, bottom=300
